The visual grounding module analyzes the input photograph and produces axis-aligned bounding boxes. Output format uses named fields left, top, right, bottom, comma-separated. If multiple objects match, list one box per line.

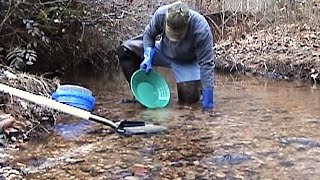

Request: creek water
left=5, top=69, right=320, bottom=179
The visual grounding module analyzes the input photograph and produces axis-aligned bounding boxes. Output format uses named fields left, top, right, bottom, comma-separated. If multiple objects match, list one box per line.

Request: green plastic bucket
left=130, top=69, right=170, bottom=109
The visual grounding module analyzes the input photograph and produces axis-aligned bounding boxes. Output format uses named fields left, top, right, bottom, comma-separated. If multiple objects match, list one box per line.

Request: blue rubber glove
left=202, top=88, right=215, bottom=110
left=140, top=47, right=156, bottom=73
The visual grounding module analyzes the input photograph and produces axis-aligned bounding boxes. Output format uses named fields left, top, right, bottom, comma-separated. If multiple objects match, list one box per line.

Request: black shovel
left=0, top=83, right=167, bottom=136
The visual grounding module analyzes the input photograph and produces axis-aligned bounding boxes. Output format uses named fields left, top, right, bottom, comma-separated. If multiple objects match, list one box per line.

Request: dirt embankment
left=215, top=24, right=320, bottom=83
left=202, top=0, right=320, bottom=84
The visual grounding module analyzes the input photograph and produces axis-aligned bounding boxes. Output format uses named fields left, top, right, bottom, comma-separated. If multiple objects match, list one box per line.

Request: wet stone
left=215, top=172, right=226, bottom=178
left=261, top=115, right=273, bottom=121
left=190, top=135, right=213, bottom=142
left=209, top=111, right=223, bottom=118
left=168, top=161, right=184, bottom=167
left=8, top=174, right=18, bottom=179
left=247, top=108, right=260, bottom=112
left=193, top=161, right=200, bottom=166
left=8, top=169, right=20, bottom=175
left=279, top=137, right=320, bottom=148
left=295, top=146, right=307, bottom=151
left=90, top=168, right=104, bottom=177
left=177, top=171, right=185, bottom=177
left=185, top=171, right=196, bottom=180
left=195, top=174, right=210, bottom=180
left=114, top=169, right=133, bottom=179
left=273, top=109, right=288, bottom=113
left=180, top=114, right=200, bottom=121
left=279, top=160, right=295, bottom=167
left=2, top=166, right=12, bottom=171
left=27, top=157, right=48, bottom=167
left=65, top=158, right=85, bottom=164
left=130, top=164, right=149, bottom=176
left=87, top=128, right=114, bottom=136
left=80, top=166, right=92, bottom=173
left=119, top=163, right=129, bottom=169
left=150, top=165, right=162, bottom=173
left=203, top=153, right=252, bottom=165
left=234, top=174, right=245, bottom=180
left=124, top=176, right=140, bottom=180
left=257, top=150, right=279, bottom=159
left=306, top=118, right=320, bottom=124
left=140, top=147, right=156, bottom=156
left=45, top=173, right=53, bottom=177
left=94, top=147, right=112, bottom=154
left=283, top=116, right=294, bottom=121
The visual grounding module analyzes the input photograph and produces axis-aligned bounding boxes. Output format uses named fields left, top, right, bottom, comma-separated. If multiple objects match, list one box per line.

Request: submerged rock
left=279, top=160, right=295, bottom=167
left=130, top=164, right=149, bottom=176
left=124, top=176, right=140, bottom=180
left=202, top=153, right=252, bottom=165
left=278, top=137, right=320, bottom=148
left=114, top=169, right=133, bottom=179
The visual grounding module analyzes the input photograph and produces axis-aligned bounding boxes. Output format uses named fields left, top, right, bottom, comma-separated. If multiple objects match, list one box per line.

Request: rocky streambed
left=1, top=72, right=320, bottom=179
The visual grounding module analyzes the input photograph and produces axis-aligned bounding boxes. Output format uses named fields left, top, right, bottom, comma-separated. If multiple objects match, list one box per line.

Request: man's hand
left=140, top=47, right=155, bottom=73
left=202, top=88, right=215, bottom=111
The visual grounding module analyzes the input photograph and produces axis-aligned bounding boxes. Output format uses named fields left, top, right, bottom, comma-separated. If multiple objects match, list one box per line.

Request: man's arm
left=194, top=17, right=216, bottom=110
left=143, top=9, right=165, bottom=48
left=140, top=8, right=165, bottom=73
left=195, top=26, right=215, bottom=89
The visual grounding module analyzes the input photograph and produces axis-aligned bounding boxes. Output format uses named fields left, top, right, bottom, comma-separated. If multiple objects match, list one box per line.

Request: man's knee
left=117, top=34, right=144, bottom=62
left=116, top=44, right=140, bottom=83
left=117, top=45, right=135, bottom=63
left=122, top=34, right=144, bottom=58
left=177, top=80, right=201, bottom=105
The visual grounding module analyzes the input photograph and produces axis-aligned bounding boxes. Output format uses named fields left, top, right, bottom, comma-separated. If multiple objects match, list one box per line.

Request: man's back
left=143, top=4, right=214, bottom=63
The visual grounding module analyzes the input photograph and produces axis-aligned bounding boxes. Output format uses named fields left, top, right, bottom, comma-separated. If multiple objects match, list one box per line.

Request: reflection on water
left=139, top=108, right=172, bottom=125
left=5, top=69, right=320, bottom=179
left=53, top=119, right=94, bottom=140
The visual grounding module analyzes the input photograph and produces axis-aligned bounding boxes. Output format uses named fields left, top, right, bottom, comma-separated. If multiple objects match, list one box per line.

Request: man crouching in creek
left=117, top=1, right=216, bottom=111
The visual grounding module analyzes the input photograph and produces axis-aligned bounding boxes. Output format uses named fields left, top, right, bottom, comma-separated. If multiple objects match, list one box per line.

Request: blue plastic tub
left=52, top=85, right=96, bottom=111
left=57, top=85, right=92, bottom=95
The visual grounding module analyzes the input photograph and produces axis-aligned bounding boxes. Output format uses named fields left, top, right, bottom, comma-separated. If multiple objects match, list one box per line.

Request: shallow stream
left=4, top=69, right=320, bottom=179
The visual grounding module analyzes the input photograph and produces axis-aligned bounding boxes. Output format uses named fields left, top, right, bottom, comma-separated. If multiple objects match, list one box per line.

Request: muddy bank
left=215, top=23, right=320, bottom=83
left=0, top=66, right=59, bottom=146
left=0, top=66, right=61, bottom=179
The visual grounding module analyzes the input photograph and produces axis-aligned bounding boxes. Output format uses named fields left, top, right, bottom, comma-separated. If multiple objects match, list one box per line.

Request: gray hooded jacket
left=143, top=4, right=215, bottom=89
